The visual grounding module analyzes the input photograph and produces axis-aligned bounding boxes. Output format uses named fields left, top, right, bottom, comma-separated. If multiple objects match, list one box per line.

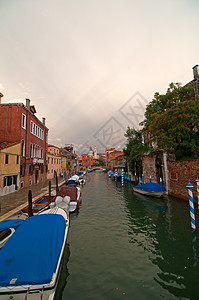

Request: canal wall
left=141, top=151, right=199, bottom=202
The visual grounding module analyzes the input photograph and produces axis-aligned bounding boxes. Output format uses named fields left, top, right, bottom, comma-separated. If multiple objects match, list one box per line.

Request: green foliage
left=149, top=100, right=199, bottom=160
left=123, top=127, right=151, bottom=172
left=93, top=159, right=105, bottom=166
left=140, top=82, right=193, bottom=131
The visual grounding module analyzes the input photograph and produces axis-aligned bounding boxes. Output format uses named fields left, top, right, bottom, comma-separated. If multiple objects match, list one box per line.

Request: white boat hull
left=133, top=187, right=165, bottom=198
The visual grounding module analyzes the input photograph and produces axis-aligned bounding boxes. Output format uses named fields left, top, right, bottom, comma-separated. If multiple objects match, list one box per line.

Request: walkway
left=0, top=177, right=66, bottom=222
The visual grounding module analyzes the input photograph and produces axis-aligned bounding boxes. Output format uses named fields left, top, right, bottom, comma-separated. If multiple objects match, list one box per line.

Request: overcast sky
left=0, top=0, right=198, bottom=154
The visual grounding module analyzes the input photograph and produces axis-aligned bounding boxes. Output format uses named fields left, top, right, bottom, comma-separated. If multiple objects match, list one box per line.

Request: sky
left=0, top=0, right=199, bottom=155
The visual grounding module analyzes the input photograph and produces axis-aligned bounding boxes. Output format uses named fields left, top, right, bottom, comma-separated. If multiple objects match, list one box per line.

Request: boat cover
left=0, top=214, right=66, bottom=286
left=57, top=186, right=77, bottom=201
left=0, top=219, right=24, bottom=231
left=134, top=182, right=166, bottom=192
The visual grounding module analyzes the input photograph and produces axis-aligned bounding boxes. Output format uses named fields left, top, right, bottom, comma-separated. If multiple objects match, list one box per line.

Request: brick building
left=0, top=96, right=48, bottom=188
left=82, top=154, right=93, bottom=169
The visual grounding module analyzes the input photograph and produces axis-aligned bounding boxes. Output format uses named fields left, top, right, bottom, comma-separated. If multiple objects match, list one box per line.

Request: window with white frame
left=22, top=113, right=26, bottom=129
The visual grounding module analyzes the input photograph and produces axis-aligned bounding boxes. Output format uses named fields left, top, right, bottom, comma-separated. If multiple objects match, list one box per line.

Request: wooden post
left=55, top=171, right=59, bottom=195
left=49, top=180, right=51, bottom=203
left=28, top=190, right=33, bottom=217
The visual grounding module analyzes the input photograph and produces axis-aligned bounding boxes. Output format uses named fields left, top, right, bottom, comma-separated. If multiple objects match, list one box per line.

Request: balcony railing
left=33, top=158, right=44, bottom=164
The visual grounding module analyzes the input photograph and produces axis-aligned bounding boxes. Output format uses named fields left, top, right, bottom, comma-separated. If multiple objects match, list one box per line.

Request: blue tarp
left=134, top=182, right=166, bottom=192
left=0, top=219, right=24, bottom=231
left=0, top=214, right=66, bottom=286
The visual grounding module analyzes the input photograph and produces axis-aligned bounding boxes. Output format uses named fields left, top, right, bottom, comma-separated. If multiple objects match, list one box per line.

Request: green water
left=55, top=172, right=199, bottom=300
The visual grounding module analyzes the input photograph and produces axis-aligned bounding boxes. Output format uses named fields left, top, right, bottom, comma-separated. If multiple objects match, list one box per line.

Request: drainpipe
left=163, top=151, right=169, bottom=194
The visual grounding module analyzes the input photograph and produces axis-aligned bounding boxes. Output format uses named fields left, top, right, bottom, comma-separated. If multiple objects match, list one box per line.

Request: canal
left=55, top=172, right=199, bottom=300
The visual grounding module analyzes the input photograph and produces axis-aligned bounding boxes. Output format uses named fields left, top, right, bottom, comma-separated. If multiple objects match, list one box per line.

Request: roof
left=0, top=141, right=21, bottom=151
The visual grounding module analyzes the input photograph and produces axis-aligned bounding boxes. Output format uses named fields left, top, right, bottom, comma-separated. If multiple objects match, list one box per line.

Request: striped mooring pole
left=196, top=177, right=199, bottom=210
left=121, top=169, right=124, bottom=186
left=129, top=173, right=131, bottom=183
left=115, top=169, right=118, bottom=182
left=186, top=180, right=196, bottom=230
left=135, top=173, right=137, bottom=185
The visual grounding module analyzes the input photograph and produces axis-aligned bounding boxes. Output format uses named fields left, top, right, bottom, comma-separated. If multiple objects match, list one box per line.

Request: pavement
left=0, top=177, right=66, bottom=222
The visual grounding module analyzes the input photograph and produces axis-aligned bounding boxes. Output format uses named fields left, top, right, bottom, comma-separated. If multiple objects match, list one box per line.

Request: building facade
left=0, top=96, right=48, bottom=188
left=82, top=154, right=93, bottom=169
left=47, top=145, right=61, bottom=180
left=0, top=142, right=21, bottom=196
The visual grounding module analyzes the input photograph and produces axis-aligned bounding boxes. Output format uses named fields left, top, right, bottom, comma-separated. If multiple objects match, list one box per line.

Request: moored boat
left=54, top=186, right=81, bottom=213
left=0, top=213, right=69, bottom=299
left=21, top=193, right=56, bottom=214
left=133, top=180, right=166, bottom=198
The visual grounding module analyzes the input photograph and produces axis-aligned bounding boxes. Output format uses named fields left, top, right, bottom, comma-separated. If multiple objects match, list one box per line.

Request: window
left=21, top=141, right=25, bottom=157
left=22, top=113, right=26, bottom=129
left=33, top=124, right=35, bottom=134
left=30, top=144, right=32, bottom=158
left=30, top=121, right=33, bottom=133
left=51, top=158, right=53, bottom=164
left=5, top=154, right=9, bottom=164
left=16, top=155, right=19, bottom=164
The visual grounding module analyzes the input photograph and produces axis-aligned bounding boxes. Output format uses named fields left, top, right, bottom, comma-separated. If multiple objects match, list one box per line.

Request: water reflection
left=54, top=243, right=70, bottom=300
left=121, top=184, right=199, bottom=299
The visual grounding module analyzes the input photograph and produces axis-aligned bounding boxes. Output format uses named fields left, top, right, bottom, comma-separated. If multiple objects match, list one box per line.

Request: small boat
left=53, top=186, right=81, bottom=213
left=0, top=212, right=69, bottom=299
left=21, top=193, right=55, bottom=214
left=79, top=179, right=85, bottom=185
left=108, top=171, right=114, bottom=177
left=133, top=180, right=166, bottom=198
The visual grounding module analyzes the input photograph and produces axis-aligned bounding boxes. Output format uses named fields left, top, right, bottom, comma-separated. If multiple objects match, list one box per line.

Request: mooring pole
left=49, top=180, right=51, bottom=203
left=121, top=169, right=124, bottom=186
left=28, top=190, right=33, bottom=217
left=55, top=171, right=59, bottom=195
left=186, top=180, right=196, bottom=230
left=115, top=169, right=117, bottom=183
left=196, top=177, right=199, bottom=211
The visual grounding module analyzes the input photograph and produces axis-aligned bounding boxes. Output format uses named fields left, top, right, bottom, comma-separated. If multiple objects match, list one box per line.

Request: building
left=0, top=96, right=48, bottom=188
left=60, top=145, right=79, bottom=176
left=82, top=154, right=93, bottom=169
left=47, top=145, right=61, bottom=180
left=105, top=148, right=123, bottom=168
left=0, top=142, right=21, bottom=196
left=186, top=64, right=199, bottom=101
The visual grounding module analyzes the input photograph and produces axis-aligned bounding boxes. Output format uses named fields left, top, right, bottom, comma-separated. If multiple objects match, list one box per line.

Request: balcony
left=33, top=158, right=44, bottom=164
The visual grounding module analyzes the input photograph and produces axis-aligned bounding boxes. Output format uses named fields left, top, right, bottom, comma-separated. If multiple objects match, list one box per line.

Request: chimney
left=193, top=65, right=199, bottom=80
left=0, top=92, right=3, bottom=105
left=26, top=98, right=31, bottom=109
left=42, top=117, right=46, bottom=126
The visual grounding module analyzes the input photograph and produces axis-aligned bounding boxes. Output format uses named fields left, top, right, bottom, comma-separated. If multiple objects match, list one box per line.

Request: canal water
left=55, top=172, right=199, bottom=300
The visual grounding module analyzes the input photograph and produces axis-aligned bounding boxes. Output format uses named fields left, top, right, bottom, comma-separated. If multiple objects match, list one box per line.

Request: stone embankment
left=0, top=177, right=65, bottom=222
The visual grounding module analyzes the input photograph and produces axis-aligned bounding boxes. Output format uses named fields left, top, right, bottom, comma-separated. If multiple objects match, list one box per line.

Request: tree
left=123, top=127, right=151, bottom=173
left=149, top=100, right=199, bottom=160
left=140, top=82, right=193, bottom=131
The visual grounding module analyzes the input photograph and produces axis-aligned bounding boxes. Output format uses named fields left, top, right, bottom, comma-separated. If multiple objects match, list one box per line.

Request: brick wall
left=167, top=160, right=199, bottom=202
left=141, top=151, right=199, bottom=202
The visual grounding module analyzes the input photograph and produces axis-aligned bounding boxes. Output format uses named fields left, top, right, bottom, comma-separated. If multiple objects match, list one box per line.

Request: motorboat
left=0, top=212, right=69, bottom=299
left=133, top=180, right=166, bottom=198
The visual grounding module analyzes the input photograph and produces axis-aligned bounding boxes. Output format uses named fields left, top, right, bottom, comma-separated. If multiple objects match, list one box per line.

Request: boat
left=52, top=186, right=81, bottom=213
left=0, top=212, right=69, bottom=299
left=133, top=180, right=166, bottom=198
left=108, top=171, right=114, bottom=177
left=0, top=219, right=25, bottom=249
left=21, top=192, right=56, bottom=214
